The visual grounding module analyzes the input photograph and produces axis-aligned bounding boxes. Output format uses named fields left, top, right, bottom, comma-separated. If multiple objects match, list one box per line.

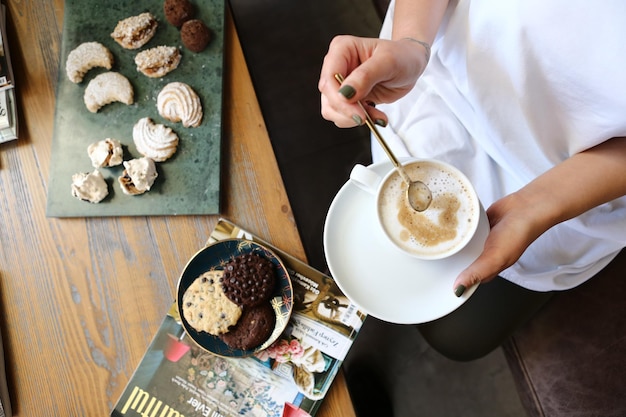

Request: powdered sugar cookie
left=83, top=71, right=134, bottom=113
left=66, top=41, right=114, bottom=83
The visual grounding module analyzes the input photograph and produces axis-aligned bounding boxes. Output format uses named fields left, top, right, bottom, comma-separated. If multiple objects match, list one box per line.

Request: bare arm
left=392, top=0, right=449, bottom=42
left=454, top=136, right=626, bottom=294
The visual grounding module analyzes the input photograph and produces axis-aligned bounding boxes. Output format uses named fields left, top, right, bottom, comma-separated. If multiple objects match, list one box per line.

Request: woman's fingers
left=452, top=194, right=538, bottom=296
left=321, top=93, right=389, bottom=128
left=320, top=94, right=362, bottom=128
left=453, top=251, right=507, bottom=297
left=320, top=36, right=426, bottom=128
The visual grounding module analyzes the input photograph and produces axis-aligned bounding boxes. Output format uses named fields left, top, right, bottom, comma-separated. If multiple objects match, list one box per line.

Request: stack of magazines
left=111, top=219, right=366, bottom=417
left=0, top=4, right=17, bottom=144
left=0, top=325, right=11, bottom=417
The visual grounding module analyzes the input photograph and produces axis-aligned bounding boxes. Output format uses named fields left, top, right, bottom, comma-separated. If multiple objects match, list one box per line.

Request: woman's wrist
left=400, top=37, right=431, bottom=63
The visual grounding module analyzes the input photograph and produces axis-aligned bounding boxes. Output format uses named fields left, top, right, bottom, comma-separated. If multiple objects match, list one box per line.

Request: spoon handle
left=334, top=74, right=412, bottom=185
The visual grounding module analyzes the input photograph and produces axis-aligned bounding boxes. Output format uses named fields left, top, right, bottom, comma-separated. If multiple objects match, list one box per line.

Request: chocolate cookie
left=220, top=253, right=277, bottom=308
left=220, top=303, right=276, bottom=350
left=180, top=19, right=211, bottom=53
left=163, top=0, right=194, bottom=28
left=182, top=270, right=242, bottom=335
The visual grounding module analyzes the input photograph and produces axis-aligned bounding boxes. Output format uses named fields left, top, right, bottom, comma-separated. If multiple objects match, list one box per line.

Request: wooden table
left=0, top=2, right=356, bottom=416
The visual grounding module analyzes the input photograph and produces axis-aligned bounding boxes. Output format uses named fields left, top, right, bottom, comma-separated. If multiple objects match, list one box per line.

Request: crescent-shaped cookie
left=66, top=42, right=114, bottom=83
left=157, top=82, right=203, bottom=127
left=83, top=72, right=134, bottom=113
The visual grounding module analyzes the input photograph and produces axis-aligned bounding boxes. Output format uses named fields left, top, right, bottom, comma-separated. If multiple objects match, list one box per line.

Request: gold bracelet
left=401, top=37, right=431, bottom=63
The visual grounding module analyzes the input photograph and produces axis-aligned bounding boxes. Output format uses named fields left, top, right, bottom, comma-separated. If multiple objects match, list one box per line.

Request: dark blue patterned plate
left=177, top=238, right=293, bottom=358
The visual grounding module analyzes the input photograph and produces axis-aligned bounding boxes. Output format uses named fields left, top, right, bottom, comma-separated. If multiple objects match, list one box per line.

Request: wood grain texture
left=0, top=2, right=354, bottom=416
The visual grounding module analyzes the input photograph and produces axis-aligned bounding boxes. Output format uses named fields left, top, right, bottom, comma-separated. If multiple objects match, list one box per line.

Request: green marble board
left=46, top=0, right=224, bottom=217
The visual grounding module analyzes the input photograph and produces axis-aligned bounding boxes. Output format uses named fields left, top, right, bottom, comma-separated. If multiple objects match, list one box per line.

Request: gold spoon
left=334, top=73, right=432, bottom=212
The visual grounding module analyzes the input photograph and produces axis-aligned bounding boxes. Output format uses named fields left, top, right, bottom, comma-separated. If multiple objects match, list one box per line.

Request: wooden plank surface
left=0, top=1, right=355, bottom=416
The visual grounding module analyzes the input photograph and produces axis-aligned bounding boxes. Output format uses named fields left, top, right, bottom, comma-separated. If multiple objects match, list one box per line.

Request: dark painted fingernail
left=454, top=285, right=466, bottom=297
left=339, top=85, right=356, bottom=99
left=352, top=115, right=363, bottom=126
left=374, top=119, right=387, bottom=127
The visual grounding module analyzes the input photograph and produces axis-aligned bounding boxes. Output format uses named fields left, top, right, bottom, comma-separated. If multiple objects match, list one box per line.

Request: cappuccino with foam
left=377, top=160, right=478, bottom=259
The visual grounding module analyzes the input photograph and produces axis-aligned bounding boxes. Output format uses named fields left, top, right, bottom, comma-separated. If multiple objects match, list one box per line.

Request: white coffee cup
left=350, top=159, right=484, bottom=260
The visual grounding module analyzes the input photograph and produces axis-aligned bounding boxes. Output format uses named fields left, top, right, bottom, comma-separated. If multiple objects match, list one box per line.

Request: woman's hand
left=454, top=137, right=626, bottom=296
left=318, top=35, right=429, bottom=128
left=453, top=192, right=544, bottom=296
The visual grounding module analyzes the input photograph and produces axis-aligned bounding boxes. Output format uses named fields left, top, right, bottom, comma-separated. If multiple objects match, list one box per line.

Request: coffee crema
left=378, top=161, right=477, bottom=259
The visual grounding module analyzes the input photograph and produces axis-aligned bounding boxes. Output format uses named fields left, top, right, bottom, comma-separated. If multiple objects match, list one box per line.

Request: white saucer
left=323, top=161, right=489, bottom=324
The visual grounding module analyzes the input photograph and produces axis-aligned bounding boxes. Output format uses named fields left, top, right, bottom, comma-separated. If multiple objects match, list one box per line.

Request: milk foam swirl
left=378, top=161, right=478, bottom=259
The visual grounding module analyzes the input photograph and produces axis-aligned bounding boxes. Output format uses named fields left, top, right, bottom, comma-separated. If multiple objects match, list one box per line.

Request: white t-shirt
left=376, top=0, right=626, bottom=291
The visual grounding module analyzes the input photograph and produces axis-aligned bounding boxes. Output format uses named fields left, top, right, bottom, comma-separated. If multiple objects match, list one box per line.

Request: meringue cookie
left=157, top=82, right=203, bottom=127
left=133, top=117, right=179, bottom=162
left=87, top=138, right=123, bottom=168
left=71, top=170, right=109, bottom=203
left=118, top=157, right=158, bottom=195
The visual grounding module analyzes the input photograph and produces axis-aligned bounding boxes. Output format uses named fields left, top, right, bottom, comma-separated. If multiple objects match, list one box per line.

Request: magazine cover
left=0, top=4, right=17, bottom=143
left=111, top=218, right=366, bottom=417
left=0, top=4, right=13, bottom=91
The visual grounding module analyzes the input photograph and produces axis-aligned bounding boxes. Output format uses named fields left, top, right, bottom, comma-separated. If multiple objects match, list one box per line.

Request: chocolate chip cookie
left=182, top=270, right=242, bottom=335
left=220, top=253, right=277, bottom=308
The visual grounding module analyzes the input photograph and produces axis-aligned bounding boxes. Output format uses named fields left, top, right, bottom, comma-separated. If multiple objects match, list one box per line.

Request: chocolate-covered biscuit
left=220, top=303, right=276, bottom=350
left=164, top=0, right=194, bottom=28
left=221, top=253, right=276, bottom=308
left=180, top=19, right=211, bottom=53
